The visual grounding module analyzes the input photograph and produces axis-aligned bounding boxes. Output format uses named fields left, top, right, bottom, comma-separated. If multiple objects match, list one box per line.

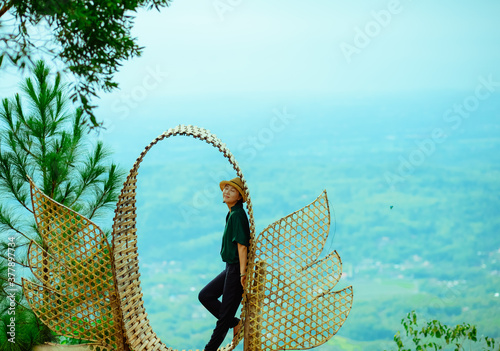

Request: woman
left=198, top=177, right=250, bottom=351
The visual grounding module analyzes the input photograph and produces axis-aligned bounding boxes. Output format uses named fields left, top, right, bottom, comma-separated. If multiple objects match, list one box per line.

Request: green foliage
left=0, top=287, right=55, bottom=351
left=0, top=60, right=124, bottom=348
left=0, top=60, right=123, bottom=225
left=0, top=0, right=172, bottom=127
left=392, top=311, right=498, bottom=351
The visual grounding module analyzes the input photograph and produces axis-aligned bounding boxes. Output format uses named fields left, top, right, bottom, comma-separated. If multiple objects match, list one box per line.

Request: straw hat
left=219, top=177, right=246, bottom=202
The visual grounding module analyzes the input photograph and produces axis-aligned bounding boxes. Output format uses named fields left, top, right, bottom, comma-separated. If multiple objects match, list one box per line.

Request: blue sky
left=2, top=1, right=499, bottom=95
left=109, top=0, right=500, bottom=95
left=2, top=0, right=499, bottom=100
left=1, top=0, right=499, bottom=169
left=94, top=0, right=500, bottom=165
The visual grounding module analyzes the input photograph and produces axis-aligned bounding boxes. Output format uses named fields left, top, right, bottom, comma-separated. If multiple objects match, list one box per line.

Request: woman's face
left=222, top=184, right=242, bottom=205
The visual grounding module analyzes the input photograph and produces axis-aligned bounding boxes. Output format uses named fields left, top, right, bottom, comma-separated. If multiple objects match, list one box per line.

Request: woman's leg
left=198, top=268, right=226, bottom=319
left=204, top=263, right=243, bottom=351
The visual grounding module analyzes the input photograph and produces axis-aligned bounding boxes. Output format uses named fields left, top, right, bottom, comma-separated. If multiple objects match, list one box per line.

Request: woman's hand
left=237, top=243, right=248, bottom=289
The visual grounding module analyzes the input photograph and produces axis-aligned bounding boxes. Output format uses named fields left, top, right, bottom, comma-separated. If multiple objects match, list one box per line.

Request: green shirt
left=220, top=201, right=250, bottom=264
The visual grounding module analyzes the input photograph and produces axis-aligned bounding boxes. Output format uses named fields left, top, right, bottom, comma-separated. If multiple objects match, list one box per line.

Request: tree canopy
left=0, top=0, right=172, bottom=128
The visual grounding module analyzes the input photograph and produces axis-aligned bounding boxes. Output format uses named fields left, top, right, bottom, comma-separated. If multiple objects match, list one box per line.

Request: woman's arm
left=237, top=243, right=248, bottom=288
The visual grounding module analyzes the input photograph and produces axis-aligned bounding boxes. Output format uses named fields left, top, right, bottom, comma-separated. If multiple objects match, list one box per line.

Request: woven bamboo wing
left=22, top=179, right=125, bottom=351
left=244, top=191, right=353, bottom=350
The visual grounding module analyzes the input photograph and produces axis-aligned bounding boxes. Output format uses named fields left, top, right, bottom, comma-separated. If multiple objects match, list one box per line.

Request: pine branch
left=0, top=153, right=33, bottom=214
left=2, top=226, right=32, bottom=243
left=1, top=285, right=23, bottom=302
left=9, top=93, right=42, bottom=161
left=0, top=255, right=29, bottom=269
left=86, top=163, right=122, bottom=219
left=0, top=205, right=34, bottom=242
left=0, top=1, right=13, bottom=18
left=69, top=142, right=109, bottom=208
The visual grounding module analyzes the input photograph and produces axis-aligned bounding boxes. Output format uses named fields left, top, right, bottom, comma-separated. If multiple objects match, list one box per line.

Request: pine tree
left=0, top=60, right=124, bottom=349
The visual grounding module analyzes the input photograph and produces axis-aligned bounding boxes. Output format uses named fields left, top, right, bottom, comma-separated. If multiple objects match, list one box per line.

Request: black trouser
left=199, top=262, right=243, bottom=351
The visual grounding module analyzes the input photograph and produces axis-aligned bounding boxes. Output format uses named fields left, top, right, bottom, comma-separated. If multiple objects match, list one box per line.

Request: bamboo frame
left=111, top=125, right=254, bottom=351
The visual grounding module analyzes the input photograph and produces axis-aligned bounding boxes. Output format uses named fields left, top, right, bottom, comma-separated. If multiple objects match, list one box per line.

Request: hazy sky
left=2, top=1, right=499, bottom=98
left=1, top=0, right=499, bottom=169
left=108, top=0, right=500, bottom=95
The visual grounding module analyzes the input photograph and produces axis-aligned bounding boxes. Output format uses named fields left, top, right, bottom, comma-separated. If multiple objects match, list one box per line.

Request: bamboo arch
left=111, top=125, right=253, bottom=351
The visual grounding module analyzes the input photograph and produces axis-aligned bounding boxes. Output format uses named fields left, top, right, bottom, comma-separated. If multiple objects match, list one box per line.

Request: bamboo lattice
left=244, top=191, right=353, bottom=350
left=22, top=179, right=125, bottom=351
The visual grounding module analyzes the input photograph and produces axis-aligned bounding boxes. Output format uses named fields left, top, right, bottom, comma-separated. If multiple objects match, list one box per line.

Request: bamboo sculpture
left=23, top=124, right=353, bottom=351
left=22, top=179, right=125, bottom=351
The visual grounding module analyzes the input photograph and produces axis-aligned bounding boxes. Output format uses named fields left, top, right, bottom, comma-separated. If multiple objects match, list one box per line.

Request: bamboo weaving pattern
left=22, top=179, right=125, bottom=351
left=244, top=191, right=353, bottom=350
